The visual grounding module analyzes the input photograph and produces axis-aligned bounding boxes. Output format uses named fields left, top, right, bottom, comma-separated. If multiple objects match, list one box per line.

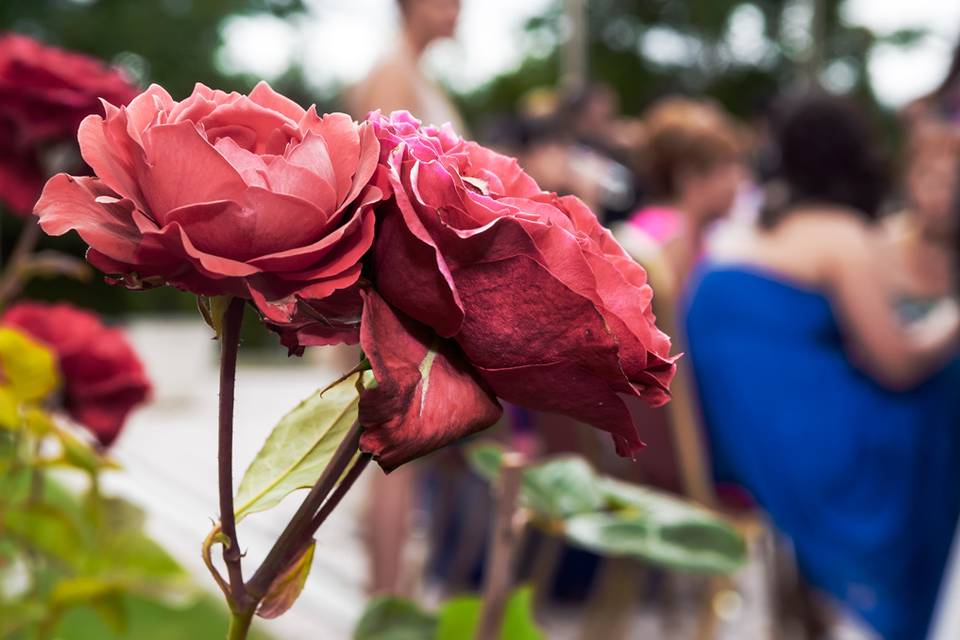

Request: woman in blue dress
left=685, top=93, right=960, bottom=639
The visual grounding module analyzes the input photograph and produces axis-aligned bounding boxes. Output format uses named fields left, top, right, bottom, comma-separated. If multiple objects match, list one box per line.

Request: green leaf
left=466, top=443, right=504, bottom=481
left=468, top=443, right=747, bottom=575
left=88, top=593, right=127, bottom=635
left=467, top=442, right=603, bottom=520
left=196, top=295, right=233, bottom=336
left=51, top=576, right=122, bottom=607
left=235, top=371, right=371, bottom=521
left=52, top=421, right=114, bottom=473
left=256, top=541, right=315, bottom=619
left=3, top=502, right=87, bottom=568
left=434, top=588, right=543, bottom=640
left=522, top=457, right=603, bottom=520
left=353, top=596, right=437, bottom=640
left=499, top=587, right=543, bottom=640
left=563, top=478, right=747, bottom=574
left=435, top=596, right=481, bottom=640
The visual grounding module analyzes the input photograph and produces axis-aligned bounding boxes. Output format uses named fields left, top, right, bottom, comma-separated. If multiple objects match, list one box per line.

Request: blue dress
left=684, top=265, right=960, bottom=639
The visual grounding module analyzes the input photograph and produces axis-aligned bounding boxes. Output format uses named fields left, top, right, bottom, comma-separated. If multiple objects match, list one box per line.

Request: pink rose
left=348, top=112, right=676, bottom=469
left=34, top=82, right=384, bottom=332
left=0, top=33, right=137, bottom=215
left=3, top=302, right=151, bottom=446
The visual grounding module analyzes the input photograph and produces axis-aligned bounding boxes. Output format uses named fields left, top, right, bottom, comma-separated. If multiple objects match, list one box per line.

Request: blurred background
left=4, top=1, right=960, bottom=639
left=2, top=0, right=958, bottom=313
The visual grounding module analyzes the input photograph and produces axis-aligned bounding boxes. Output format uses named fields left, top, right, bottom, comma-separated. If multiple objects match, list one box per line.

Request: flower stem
left=0, top=216, right=41, bottom=309
left=474, top=453, right=526, bottom=640
left=217, top=297, right=248, bottom=608
left=227, top=607, right=255, bottom=640
left=246, top=422, right=364, bottom=601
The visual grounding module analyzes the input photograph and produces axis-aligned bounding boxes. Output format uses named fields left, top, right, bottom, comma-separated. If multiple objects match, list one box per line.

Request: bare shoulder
left=779, top=208, right=874, bottom=243
left=783, top=210, right=887, bottom=290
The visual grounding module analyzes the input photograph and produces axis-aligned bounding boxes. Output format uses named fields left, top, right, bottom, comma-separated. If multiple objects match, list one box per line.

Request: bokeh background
left=5, top=2, right=960, bottom=639
left=3, top=0, right=959, bottom=315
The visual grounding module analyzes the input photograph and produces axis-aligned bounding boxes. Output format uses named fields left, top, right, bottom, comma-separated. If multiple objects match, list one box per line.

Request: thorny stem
left=245, top=421, right=364, bottom=601
left=217, top=297, right=248, bottom=610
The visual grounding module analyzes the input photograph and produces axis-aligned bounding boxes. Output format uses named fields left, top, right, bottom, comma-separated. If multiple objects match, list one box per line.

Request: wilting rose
left=3, top=302, right=151, bottom=446
left=34, top=82, right=384, bottom=328
left=349, top=112, right=677, bottom=469
left=0, top=33, right=137, bottom=215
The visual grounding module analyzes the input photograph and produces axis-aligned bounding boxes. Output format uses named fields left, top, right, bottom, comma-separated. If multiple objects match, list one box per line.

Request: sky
left=217, top=0, right=960, bottom=108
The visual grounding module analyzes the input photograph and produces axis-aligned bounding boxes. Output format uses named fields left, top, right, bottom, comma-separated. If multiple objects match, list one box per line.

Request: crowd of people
left=354, top=1, right=960, bottom=639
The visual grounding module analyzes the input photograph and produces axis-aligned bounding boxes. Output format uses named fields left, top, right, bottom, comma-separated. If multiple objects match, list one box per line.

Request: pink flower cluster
left=35, top=83, right=677, bottom=469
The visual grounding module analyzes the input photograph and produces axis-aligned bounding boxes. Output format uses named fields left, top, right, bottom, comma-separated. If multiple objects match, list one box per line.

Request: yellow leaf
left=0, top=327, right=59, bottom=403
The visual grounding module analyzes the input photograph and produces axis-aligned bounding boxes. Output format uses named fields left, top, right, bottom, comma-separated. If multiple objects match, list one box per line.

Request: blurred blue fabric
left=685, top=264, right=960, bottom=640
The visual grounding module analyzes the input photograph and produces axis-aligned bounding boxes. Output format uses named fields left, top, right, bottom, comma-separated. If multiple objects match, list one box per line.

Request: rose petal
left=372, top=160, right=465, bottom=337
left=139, top=121, right=248, bottom=220
left=358, top=290, right=502, bottom=471
left=300, top=112, right=359, bottom=200
left=34, top=174, right=142, bottom=264
left=473, top=360, right=645, bottom=458
left=248, top=80, right=306, bottom=122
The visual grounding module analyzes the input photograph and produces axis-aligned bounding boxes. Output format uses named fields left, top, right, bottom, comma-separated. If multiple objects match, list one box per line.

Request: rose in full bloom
left=34, top=82, right=384, bottom=332
left=344, top=112, right=676, bottom=470
left=0, top=33, right=137, bottom=215
left=3, top=302, right=151, bottom=446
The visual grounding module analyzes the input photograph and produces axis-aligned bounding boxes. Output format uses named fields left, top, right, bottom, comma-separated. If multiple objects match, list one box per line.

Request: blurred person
left=350, top=2, right=464, bottom=597
left=885, top=119, right=959, bottom=324
left=558, top=83, right=642, bottom=221
left=905, top=35, right=960, bottom=124
left=348, top=0, right=464, bottom=132
left=685, top=92, right=960, bottom=640
left=628, top=97, right=747, bottom=290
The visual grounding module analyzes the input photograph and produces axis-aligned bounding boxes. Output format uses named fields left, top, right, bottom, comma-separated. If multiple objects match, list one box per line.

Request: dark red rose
left=3, top=302, right=151, bottom=446
left=0, top=33, right=137, bottom=215
left=33, top=82, right=384, bottom=330
left=357, top=289, right=503, bottom=470
left=344, top=112, right=676, bottom=469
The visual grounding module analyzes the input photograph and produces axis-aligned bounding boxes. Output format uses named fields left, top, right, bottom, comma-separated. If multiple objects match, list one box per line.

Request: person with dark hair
left=684, top=92, right=960, bottom=639
left=348, top=0, right=463, bottom=131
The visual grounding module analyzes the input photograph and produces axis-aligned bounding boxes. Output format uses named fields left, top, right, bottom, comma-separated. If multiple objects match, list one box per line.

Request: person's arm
left=827, top=220, right=960, bottom=390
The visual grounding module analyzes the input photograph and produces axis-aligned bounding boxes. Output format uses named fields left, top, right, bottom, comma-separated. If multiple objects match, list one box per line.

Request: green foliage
left=458, top=0, right=902, bottom=134
left=8, top=593, right=275, bottom=640
left=0, top=332, right=233, bottom=638
left=0, top=468, right=194, bottom=636
left=354, top=587, right=543, bottom=640
left=353, top=596, right=438, bottom=640
left=235, top=371, right=371, bottom=520
left=467, top=443, right=747, bottom=574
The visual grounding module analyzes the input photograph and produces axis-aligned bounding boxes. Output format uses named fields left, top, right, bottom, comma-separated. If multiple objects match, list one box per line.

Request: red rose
left=347, top=112, right=676, bottom=469
left=34, top=82, right=384, bottom=331
left=3, top=302, right=151, bottom=446
left=0, top=33, right=137, bottom=215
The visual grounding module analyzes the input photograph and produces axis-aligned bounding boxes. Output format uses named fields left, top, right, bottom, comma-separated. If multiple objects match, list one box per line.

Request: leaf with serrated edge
left=235, top=371, right=371, bottom=521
